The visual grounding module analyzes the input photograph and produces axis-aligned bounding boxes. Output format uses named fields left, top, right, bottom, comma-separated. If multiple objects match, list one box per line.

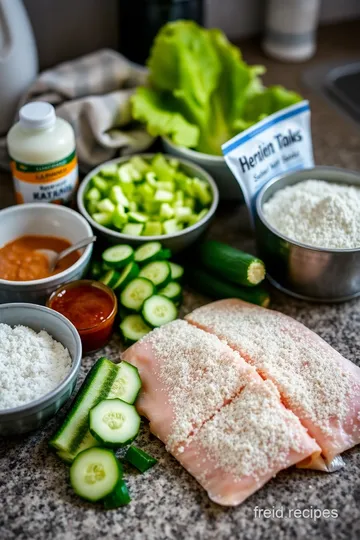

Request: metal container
left=255, top=166, right=360, bottom=302
left=0, top=303, right=82, bottom=435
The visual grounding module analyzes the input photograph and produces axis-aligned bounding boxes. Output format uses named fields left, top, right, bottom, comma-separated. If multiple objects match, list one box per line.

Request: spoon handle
left=57, top=235, right=97, bottom=262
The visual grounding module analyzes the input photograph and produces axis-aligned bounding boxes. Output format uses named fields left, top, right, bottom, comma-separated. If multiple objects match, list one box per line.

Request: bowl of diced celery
left=77, top=153, right=219, bottom=253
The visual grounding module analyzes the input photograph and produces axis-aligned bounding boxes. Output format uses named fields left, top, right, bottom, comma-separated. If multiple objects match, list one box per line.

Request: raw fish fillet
left=122, top=320, right=321, bottom=505
left=186, top=299, right=360, bottom=469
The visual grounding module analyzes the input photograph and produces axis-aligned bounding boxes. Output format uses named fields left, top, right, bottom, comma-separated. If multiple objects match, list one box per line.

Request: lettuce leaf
left=131, top=21, right=303, bottom=155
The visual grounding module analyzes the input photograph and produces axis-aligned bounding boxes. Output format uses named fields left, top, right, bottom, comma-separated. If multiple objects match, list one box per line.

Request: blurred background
left=22, top=0, right=360, bottom=69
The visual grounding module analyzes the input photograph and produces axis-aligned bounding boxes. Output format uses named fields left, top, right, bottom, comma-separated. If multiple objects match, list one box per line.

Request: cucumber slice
left=70, top=447, right=122, bottom=502
left=134, top=242, right=163, bottom=264
left=92, top=212, right=113, bottom=227
left=57, top=431, right=101, bottom=464
left=122, top=223, right=144, bottom=236
left=102, top=244, right=134, bottom=269
left=125, top=446, right=157, bottom=473
left=120, top=277, right=155, bottom=311
left=109, top=185, right=129, bottom=208
left=89, top=399, right=141, bottom=447
left=49, top=358, right=117, bottom=455
left=139, top=261, right=171, bottom=288
left=169, top=262, right=184, bottom=281
left=158, top=281, right=182, bottom=303
left=107, top=361, right=142, bottom=404
left=100, top=269, right=120, bottom=288
left=97, top=198, right=115, bottom=214
left=142, top=295, right=178, bottom=327
left=113, top=262, right=140, bottom=291
left=120, top=314, right=152, bottom=343
left=104, top=480, right=131, bottom=508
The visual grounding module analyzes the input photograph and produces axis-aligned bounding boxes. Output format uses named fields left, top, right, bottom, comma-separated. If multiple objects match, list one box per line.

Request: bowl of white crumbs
left=255, top=166, right=360, bottom=302
left=0, top=303, right=82, bottom=435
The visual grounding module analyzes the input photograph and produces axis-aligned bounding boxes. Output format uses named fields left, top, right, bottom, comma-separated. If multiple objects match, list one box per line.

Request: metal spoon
left=37, top=235, right=97, bottom=272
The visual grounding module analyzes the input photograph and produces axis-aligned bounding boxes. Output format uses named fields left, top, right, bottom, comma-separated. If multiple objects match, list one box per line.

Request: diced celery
left=173, top=200, right=184, bottom=209
left=118, top=164, right=134, bottom=183
left=129, top=201, right=138, bottom=212
left=174, top=206, right=192, bottom=222
left=85, top=187, right=101, bottom=201
left=96, top=198, right=115, bottom=214
left=122, top=223, right=144, bottom=236
left=120, top=181, right=135, bottom=198
left=86, top=200, right=98, bottom=215
left=110, top=185, right=129, bottom=208
left=128, top=212, right=148, bottom=223
left=146, top=172, right=158, bottom=188
left=184, top=179, right=195, bottom=197
left=130, top=156, right=150, bottom=175
left=163, top=219, right=179, bottom=235
left=143, top=221, right=162, bottom=236
left=160, top=203, right=174, bottom=220
left=193, top=178, right=212, bottom=206
left=154, top=190, right=174, bottom=203
left=99, top=163, right=118, bottom=178
left=143, top=200, right=160, bottom=215
left=151, top=154, right=176, bottom=182
left=188, top=208, right=209, bottom=225
left=91, top=175, right=109, bottom=193
left=92, top=212, right=113, bottom=227
left=138, top=183, right=155, bottom=201
left=169, top=158, right=179, bottom=169
left=184, top=197, right=195, bottom=210
left=112, top=205, right=128, bottom=229
left=175, top=190, right=184, bottom=203
left=156, top=181, right=175, bottom=192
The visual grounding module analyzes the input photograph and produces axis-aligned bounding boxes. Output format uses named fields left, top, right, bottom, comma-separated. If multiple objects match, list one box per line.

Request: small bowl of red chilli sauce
left=47, top=280, right=117, bottom=353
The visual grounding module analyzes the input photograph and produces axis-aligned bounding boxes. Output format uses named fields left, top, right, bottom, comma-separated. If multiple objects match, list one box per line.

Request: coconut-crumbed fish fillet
left=186, top=299, right=360, bottom=470
left=122, top=319, right=321, bottom=505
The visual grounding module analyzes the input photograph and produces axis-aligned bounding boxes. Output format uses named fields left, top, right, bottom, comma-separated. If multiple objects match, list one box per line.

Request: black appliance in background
left=118, top=0, right=204, bottom=65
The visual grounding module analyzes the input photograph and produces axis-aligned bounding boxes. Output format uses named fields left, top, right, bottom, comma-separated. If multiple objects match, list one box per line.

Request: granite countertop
left=1, top=21, right=360, bottom=540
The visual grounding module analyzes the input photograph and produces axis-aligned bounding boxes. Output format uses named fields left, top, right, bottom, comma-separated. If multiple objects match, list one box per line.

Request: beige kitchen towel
left=0, top=49, right=153, bottom=172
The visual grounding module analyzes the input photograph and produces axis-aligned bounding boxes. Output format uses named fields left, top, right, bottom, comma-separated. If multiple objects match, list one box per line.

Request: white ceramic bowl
left=0, top=203, right=94, bottom=304
left=0, top=303, right=82, bottom=435
left=77, top=154, right=219, bottom=254
left=162, top=137, right=243, bottom=201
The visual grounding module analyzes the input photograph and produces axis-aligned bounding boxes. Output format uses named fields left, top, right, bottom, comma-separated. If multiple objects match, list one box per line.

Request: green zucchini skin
left=198, top=240, right=266, bottom=287
left=188, top=267, right=270, bottom=307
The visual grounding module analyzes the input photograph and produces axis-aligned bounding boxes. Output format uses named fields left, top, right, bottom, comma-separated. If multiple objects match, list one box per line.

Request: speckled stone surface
left=1, top=21, right=360, bottom=540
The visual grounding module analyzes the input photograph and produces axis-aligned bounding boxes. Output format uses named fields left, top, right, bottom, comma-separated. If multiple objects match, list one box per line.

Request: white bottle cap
left=19, top=102, right=56, bottom=130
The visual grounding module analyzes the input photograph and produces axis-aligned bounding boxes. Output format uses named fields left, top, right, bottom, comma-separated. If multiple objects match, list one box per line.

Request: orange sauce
left=48, top=280, right=117, bottom=353
left=0, top=235, right=80, bottom=281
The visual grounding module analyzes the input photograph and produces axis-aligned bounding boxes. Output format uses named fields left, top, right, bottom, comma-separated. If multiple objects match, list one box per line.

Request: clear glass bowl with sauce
left=47, top=279, right=117, bottom=353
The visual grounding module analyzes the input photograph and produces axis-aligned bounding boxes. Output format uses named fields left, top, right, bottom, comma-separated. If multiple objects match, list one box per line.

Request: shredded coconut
left=143, top=320, right=254, bottom=450
left=0, top=324, right=72, bottom=409
left=263, top=179, right=360, bottom=249
left=187, top=301, right=354, bottom=437
left=193, top=380, right=306, bottom=480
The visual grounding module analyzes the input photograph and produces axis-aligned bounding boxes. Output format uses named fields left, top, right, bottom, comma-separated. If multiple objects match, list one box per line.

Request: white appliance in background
left=0, top=0, right=38, bottom=135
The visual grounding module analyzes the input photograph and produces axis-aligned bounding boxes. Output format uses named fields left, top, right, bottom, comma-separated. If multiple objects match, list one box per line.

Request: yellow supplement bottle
left=7, top=101, right=78, bottom=204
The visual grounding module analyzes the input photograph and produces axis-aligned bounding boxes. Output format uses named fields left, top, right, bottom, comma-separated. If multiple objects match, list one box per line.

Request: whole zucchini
left=199, top=240, right=266, bottom=287
left=188, top=267, right=270, bottom=308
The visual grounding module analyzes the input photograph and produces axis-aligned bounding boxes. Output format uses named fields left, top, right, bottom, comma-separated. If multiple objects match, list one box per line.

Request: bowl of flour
left=255, top=166, right=360, bottom=302
left=0, top=303, right=82, bottom=435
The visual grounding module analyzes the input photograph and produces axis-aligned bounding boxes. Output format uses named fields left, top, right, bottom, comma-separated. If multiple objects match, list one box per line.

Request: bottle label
left=10, top=150, right=78, bottom=204
left=222, top=101, right=314, bottom=224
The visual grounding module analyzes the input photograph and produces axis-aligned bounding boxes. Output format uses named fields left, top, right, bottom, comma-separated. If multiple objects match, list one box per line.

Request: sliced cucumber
left=120, top=314, right=152, bottom=343
left=92, top=212, right=113, bottom=227
left=169, top=262, right=184, bottom=281
left=57, top=431, right=101, bottom=464
left=89, top=261, right=103, bottom=280
left=107, top=361, right=142, bottom=404
left=139, top=261, right=171, bottom=288
left=113, top=262, right=140, bottom=291
left=49, top=358, right=117, bottom=455
left=158, top=281, right=182, bottom=303
left=142, top=295, right=178, bottom=328
left=89, top=399, right=141, bottom=447
left=104, top=480, right=131, bottom=508
left=100, top=269, right=121, bottom=288
left=120, top=277, right=155, bottom=311
left=134, top=241, right=163, bottom=264
left=70, top=447, right=122, bottom=502
left=102, top=244, right=134, bottom=269
left=125, top=446, right=157, bottom=473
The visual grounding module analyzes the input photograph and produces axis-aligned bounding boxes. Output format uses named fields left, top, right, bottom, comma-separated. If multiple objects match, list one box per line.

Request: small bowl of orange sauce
left=47, top=280, right=118, bottom=353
